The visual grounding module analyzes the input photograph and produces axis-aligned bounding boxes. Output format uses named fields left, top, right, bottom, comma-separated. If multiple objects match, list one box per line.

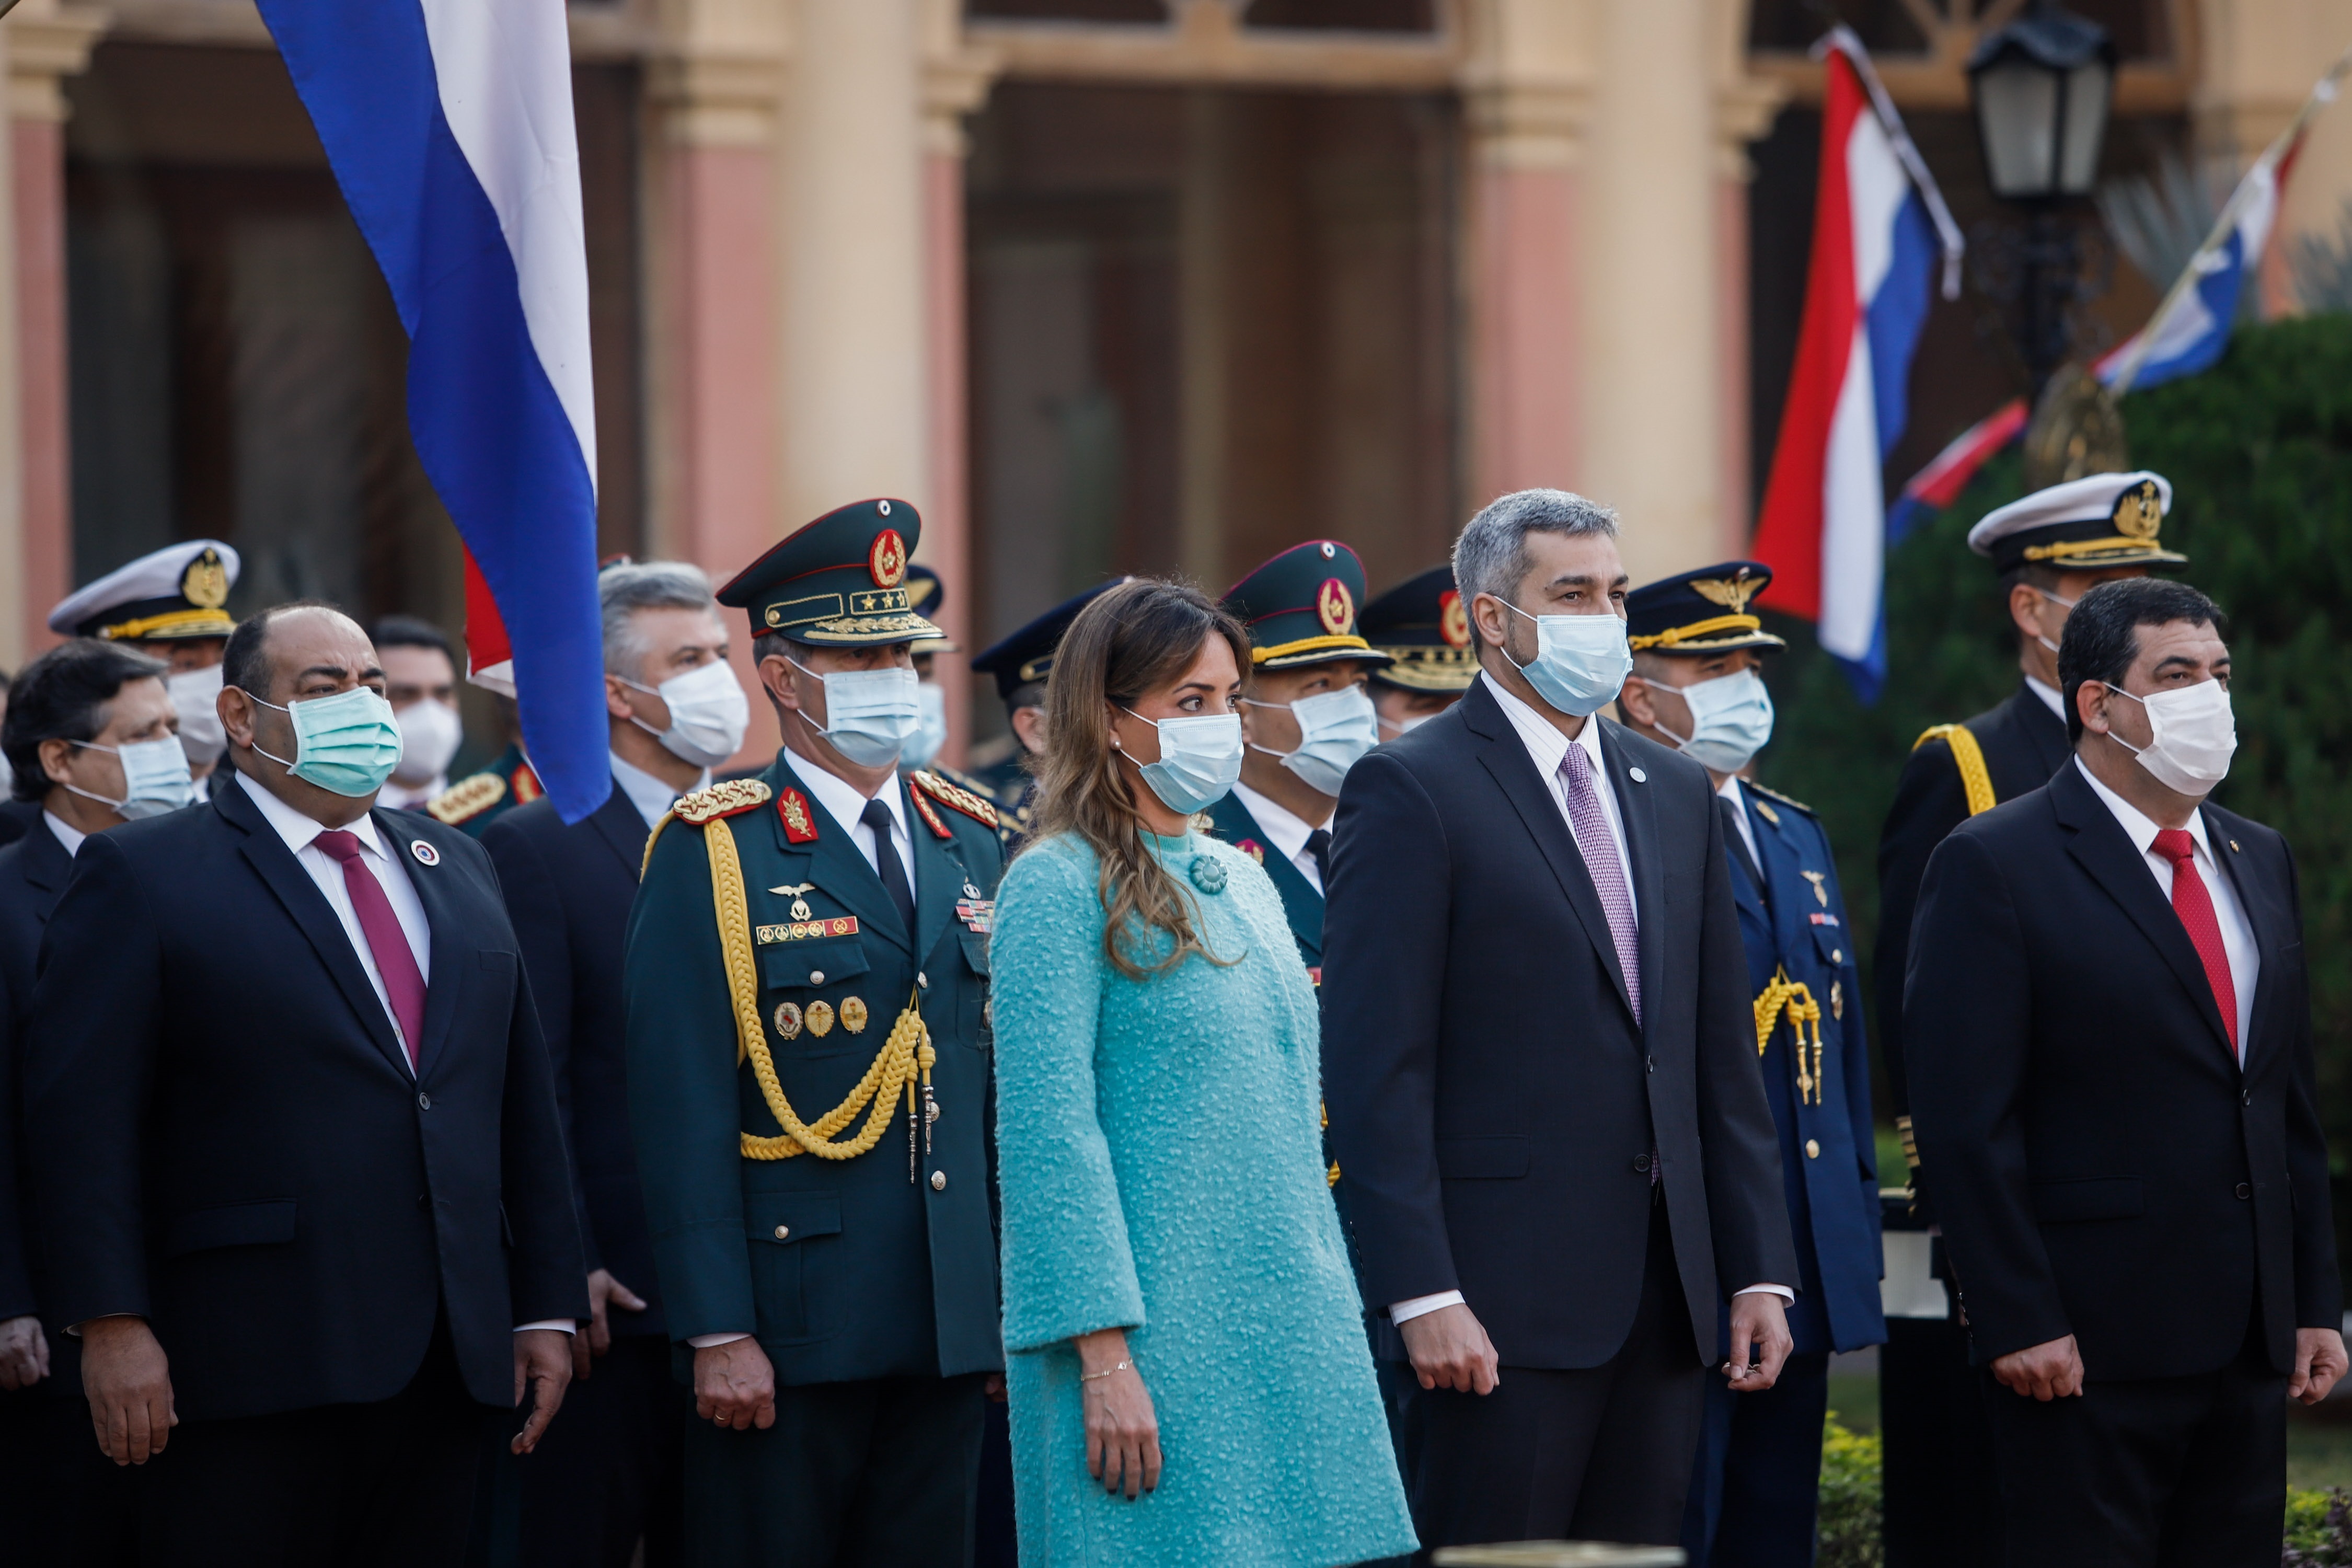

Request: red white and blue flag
left=1751, top=30, right=1962, bottom=702
left=256, top=0, right=612, bottom=823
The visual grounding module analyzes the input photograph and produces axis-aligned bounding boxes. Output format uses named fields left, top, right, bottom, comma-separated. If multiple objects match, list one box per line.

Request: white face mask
left=2103, top=678, right=2236, bottom=797
left=1379, top=711, right=1435, bottom=741
left=1640, top=667, right=1775, bottom=774
left=788, top=658, right=922, bottom=770
left=624, top=659, right=750, bottom=770
left=391, top=698, right=464, bottom=785
left=1246, top=684, right=1379, bottom=797
left=168, top=664, right=227, bottom=766
left=902, top=684, right=949, bottom=773
left=1501, top=600, right=1632, bottom=718
left=2033, top=587, right=2079, bottom=657
left=1120, top=708, right=1244, bottom=815
left=68, top=734, right=197, bottom=820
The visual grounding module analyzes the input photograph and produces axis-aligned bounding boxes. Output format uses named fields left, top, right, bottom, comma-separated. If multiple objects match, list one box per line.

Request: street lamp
left=1966, top=2, right=2118, bottom=401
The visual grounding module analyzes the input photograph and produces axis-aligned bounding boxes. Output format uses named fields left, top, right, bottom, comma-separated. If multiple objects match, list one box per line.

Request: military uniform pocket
left=744, top=1192, right=843, bottom=1341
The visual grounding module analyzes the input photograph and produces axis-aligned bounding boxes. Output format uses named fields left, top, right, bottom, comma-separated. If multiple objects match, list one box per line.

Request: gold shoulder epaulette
left=1912, top=722, right=1996, bottom=817
left=674, top=777, right=774, bottom=826
left=913, top=769, right=1000, bottom=829
left=1747, top=781, right=1815, bottom=816
left=426, top=771, right=506, bottom=825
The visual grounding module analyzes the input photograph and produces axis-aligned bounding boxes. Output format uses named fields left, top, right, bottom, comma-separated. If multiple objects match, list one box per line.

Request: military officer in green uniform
left=624, top=499, right=1006, bottom=1568
left=900, top=564, right=1009, bottom=820
left=966, top=579, right=1128, bottom=850
left=423, top=708, right=543, bottom=836
left=1359, top=563, right=1478, bottom=740
left=1206, top=541, right=1388, bottom=981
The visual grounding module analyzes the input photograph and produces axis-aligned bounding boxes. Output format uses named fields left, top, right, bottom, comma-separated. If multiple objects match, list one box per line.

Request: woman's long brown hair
left=1028, top=578, right=1251, bottom=980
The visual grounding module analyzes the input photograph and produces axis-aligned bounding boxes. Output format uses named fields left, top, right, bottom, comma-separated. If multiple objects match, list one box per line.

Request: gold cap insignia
left=869, top=528, right=908, bottom=589
left=181, top=548, right=230, bottom=610
left=1439, top=589, right=1470, bottom=649
left=1316, top=578, right=1355, bottom=637
left=1689, top=572, right=1762, bottom=615
left=2112, top=479, right=2163, bottom=540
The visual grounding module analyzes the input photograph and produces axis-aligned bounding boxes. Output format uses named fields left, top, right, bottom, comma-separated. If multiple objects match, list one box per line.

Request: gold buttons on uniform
left=1831, top=950, right=1843, bottom=965
left=841, top=996, right=868, bottom=1034
left=930, top=1171, right=947, bottom=1191
left=1805, top=1139, right=1820, bottom=1159
left=809, top=970, right=825, bottom=986
left=806, top=1000, right=835, bottom=1037
left=774, top=1001, right=803, bottom=1039
left=773, top=1225, right=790, bottom=1240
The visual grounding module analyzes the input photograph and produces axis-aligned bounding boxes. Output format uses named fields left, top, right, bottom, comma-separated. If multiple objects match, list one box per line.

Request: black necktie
left=861, top=798, right=917, bottom=941
left=1305, top=827, right=1332, bottom=891
left=1719, top=795, right=1767, bottom=908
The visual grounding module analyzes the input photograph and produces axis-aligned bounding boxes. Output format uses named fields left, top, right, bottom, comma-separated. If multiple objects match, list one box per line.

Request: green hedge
left=1759, top=314, right=2352, bottom=1171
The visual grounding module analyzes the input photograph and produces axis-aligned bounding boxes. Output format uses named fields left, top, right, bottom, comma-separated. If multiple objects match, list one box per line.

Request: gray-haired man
left=1322, top=489, right=1796, bottom=1558
left=478, top=560, right=747, bottom=1566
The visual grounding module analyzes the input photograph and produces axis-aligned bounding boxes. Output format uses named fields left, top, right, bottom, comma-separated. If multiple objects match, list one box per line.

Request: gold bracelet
left=1078, top=1359, right=1131, bottom=1383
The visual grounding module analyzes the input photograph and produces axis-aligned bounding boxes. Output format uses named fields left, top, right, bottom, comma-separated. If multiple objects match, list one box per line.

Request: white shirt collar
left=1482, top=670, right=1606, bottom=780
left=2072, top=755, right=2214, bottom=866
left=237, top=768, right=387, bottom=861
left=1228, top=779, right=1322, bottom=867
left=1717, top=774, right=1761, bottom=866
left=42, top=810, right=86, bottom=858
left=610, top=751, right=709, bottom=829
left=2025, top=675, right=2066, bottom=721
left=782, top=744, right=905, bottom=841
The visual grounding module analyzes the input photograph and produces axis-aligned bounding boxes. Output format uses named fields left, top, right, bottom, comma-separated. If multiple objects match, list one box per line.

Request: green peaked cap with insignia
left=1221, top=539, right=1393, bottom=672
left=717, top=498, right=944, bottom=645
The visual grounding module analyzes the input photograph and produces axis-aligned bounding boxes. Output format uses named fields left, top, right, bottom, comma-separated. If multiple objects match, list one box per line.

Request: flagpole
left=1818, top=25, right=1967, bottom=299
left=2107, top=39, right=2352, bottom=395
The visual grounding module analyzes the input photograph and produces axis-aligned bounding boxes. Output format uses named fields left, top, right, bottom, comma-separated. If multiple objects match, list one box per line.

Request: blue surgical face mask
left=69, top=734, right=198, bottom=820
left=247, top=685, right=405, bottom=798
left=1500, top=599, right=1631, bottom=718
left=1246, top=683, right=1379, bottom=797
left=1643, top=667, right=1775, bottom=774
left=1120, top=707, right=1243, bottom=815
left=902, top=683, right=949, bottom=773
left=788, top=657, right=921, bottom=769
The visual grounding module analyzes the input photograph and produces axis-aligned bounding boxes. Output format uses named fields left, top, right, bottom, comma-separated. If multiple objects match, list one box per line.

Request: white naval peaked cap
left=48, top=538, right=243, bottom=641
left=1965, top=471, right=2186, bottom=572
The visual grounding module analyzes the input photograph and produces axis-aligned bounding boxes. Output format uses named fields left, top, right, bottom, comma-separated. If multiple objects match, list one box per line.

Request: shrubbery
left=1816, top=1413, right=1883, bottom=1568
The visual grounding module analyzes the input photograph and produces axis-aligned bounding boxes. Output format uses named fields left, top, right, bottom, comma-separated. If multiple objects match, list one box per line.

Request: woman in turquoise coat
left=989, top=579, right=1416, bottom=1567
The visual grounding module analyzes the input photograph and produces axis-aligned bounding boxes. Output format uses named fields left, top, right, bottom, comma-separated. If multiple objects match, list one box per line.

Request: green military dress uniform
left=624, top=499, right=1006, bottom=1568
left=423, top=742, right=543, bottom=837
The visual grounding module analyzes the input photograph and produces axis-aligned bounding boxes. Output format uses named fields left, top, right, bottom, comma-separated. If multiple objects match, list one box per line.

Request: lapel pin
left=2230, top=839, right=2242, bottom=853
left=409, top=840, right=440, bottom=867
left=1628, top=767, right=1647, bottom=784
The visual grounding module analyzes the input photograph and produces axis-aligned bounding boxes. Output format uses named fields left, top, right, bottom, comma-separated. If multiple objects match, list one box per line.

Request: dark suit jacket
left=0, top=799, right=40, bottom=849
left=481, top=784, right=666, bottom=1338
left=1905, top=759, right=2338, bottom=1380
left=21, top=778, right=586, bottom=1421
left=1874, top=682, right=2069, bottom=1117
left=0, top=821, right=70, bottom=1324
left=1204, top=792, right=1322, bottom=971
left=1323, top=678, right=1797, bottom=1368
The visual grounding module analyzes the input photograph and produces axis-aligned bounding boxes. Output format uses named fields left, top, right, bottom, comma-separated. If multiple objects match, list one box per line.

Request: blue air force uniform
left=623, top=500, right=1005, bottom=1567
left=1622, top=565, right=1885, bottom=1568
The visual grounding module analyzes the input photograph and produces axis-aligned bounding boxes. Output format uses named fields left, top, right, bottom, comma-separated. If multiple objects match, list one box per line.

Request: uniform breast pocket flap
left=759, top=935, right=871, bottom=991
left=163, top=1200, right=297, bottom=1259
left=1436, top=1136, right=1530, bottom=1180
left=958, top=929, right=989, bottom=977
left=744, top=1192, right=843, bottom=1248
left=2032, top=1177, right=2143, bottom=1224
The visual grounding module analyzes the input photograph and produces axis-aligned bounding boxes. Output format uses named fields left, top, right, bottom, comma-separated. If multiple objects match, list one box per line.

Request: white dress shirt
left=1717, top=775, right=1760, bottom=869
left=2025, top=675, right=2066, bottom=721
left=1391, top=675, right=1786, bottom=1328
left=43, top=810, right=87, bottom=859
left=1229, top=779, right=1330, bottom=896
left=237, top=773, right=570, bottom=1334
left=611, top=751, right=710, bottom=831
left=2073, top=757, right=2259, bottom=1058
left=784, top=745, right=914, bottom=907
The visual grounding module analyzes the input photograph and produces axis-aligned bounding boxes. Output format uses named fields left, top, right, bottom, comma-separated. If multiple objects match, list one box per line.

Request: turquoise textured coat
left=990, top=829, right=1416, bottom=1567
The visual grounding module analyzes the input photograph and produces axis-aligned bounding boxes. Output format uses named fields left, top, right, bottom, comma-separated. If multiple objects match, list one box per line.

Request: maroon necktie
left=314, top=829, right=427, bottom=1069
left=2151, top=828, right=2238, bottom=1057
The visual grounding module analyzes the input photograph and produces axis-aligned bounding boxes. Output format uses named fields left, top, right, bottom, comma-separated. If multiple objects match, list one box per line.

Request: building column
left=1713, top=29, right=1783, bottom=554
left=1459, top=0, right=1590, bottom=513
left=7, top=1, right=103, bottom=665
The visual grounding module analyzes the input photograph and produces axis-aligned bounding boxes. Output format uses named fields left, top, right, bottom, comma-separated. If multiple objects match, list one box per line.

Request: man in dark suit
left=0, top=638, right=183, bottom=1565
left=1324, top=489, right=1797, bottom=1558
left=482, top=561, right=744, bottom=1566
left=1907, top=575, right=2344, bottom=1566
left=22, top=603, right=586, bottom=1565
left=1873, top=471, right=2192, bottom=1565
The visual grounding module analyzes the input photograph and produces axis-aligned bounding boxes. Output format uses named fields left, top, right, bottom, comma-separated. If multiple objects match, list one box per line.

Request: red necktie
left=314, top=829, right=427, bottom=1069
left=2151, top=828, right=2238, bottom=1057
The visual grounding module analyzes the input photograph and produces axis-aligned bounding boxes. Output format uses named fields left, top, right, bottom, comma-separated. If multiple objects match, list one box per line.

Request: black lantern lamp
left=1968, top=3, right=2117, bottom=202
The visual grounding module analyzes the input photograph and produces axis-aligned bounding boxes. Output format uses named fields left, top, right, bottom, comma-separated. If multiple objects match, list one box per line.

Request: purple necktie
left=314, top=829, right=427, bottom=1069
left=1560, top=742, right=1641, bottom=1027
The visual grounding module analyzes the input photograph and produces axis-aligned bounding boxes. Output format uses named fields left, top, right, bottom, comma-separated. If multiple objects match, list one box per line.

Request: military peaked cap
left=50, top=539, right=240, bottom=642
left=717, top=498, right=944, bottom=646
left=1625, top=561, right=1788, bottom=655
left=1361, top=564, right=1477, bottom=692
left=1967, top=470, right=2188, bottom=573
left=1223, top=540, right=1391, bottom=672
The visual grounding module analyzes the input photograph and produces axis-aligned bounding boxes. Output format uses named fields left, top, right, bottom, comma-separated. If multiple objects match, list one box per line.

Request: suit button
left=918, top=972, right=930, bottom=990
left=930, top=1171, right=948, bottom=1191
left=1646, top=1055, right=1656, bottom=1074
left=1832, top=950, right=1843, bottom=965
left=2244, top=1090, right=2253, bottom=1107
left=1805, top=1139, right=1821, bottom=1160
left=809, top=970, right=825, bottom=986
left=418, top=1092, right=431, bottom=1111
left=2236, top=1183, right=2253, bottom=1200
left=773, top=1225, right=790, bottom=1240
left=1632, top=1154, right=1651, bottom=1173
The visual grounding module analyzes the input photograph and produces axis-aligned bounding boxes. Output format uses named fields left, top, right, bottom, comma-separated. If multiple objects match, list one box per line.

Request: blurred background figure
left=46, top=541, right=237, bottom=788
left=372, top=616, right=466, bottom=812
left=1359, top=566, right=1478, bottom=741
left=969, top=580, right=1128, bottom=849
left=427, top=696, right=543, bottom=837
left=0, top=638, right=180, bottom=1567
